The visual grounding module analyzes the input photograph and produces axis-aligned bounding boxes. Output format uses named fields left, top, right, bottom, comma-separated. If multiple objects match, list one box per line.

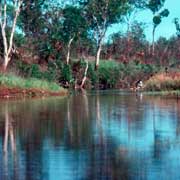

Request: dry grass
left=144, top=72, right=180, bottom=91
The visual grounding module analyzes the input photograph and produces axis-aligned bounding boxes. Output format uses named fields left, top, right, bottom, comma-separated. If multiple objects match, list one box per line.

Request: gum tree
left=62, top=6, right=87, bottom=64
left=20, top=0, right=45, bottom=38
left=147, top=0, right=169, bottom=55
left=80, top=0, right=129, bottom=70
left=124, top=0, right=146, bottom=60
left=0, top=0, right=23, bottom=71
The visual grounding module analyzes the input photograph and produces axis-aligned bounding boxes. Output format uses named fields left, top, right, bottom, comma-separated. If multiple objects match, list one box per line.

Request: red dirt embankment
left=0, top=86, right=67, bottom=99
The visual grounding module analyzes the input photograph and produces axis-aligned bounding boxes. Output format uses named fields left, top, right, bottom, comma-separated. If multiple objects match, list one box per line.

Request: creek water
left=0, top=91, right=180, bottom=180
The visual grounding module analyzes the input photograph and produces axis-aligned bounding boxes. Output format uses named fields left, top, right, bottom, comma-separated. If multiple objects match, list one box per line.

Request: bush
left=61, top=64, right=74, bottom=84
left=43, top=61, right=59, bottom=82
left=87, top=63, right=98, bottom=86
left=16, top=61, right=31, bottom=77
left=98, top=61, right=120, bottom=88
left=144, top=73, right=180, bottom=91
left=30, top=64, right=43, bottom=79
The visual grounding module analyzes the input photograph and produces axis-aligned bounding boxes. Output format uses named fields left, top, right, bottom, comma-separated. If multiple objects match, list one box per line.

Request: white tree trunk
left=95, top=43, right=102, bottom=70
left=80, top=60, right=89, bottom=88
left=152, top=26, right=156, bottom=56
left=66, top=36, right=75, bottom=65
left=3, top=55, right=10, bottom=71
left=0, top=0, right=22, bottom=71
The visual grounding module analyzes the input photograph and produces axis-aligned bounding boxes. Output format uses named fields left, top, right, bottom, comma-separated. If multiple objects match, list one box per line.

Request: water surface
left=0, top=91, right=180, bottom=180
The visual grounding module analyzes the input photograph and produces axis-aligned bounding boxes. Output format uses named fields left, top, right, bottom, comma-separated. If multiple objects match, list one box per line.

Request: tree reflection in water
left=0, top=93, right=180, bottom=180
left=2, top=102, right=19, bottom=180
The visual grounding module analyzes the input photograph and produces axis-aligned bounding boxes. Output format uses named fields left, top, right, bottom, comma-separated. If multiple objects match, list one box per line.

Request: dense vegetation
left=0, top=0, right=180, bottom=91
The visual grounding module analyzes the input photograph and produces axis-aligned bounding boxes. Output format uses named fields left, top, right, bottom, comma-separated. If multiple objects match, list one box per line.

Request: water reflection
left=0, top=92, right=180, bottom=180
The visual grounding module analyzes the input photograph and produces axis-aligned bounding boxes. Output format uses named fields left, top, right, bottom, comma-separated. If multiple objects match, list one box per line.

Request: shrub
left=30, top=64, right=43, bottom=79
left=98, top=61, right=120, bottom=88
left=61, top=64, right=74, bottom=84
left=16, top=61, right=31, bottom=77
left=87, top=63, right=98, bottom=86
left=43, top=61, right=59, bottom=82
left=144, top=73, right=180, bottom=91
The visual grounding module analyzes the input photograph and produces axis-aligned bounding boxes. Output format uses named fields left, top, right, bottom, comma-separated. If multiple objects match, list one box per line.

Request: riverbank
left=140, top=72, right=180, bottom=98
left=144, top=72, right=180, bottom=91
left=16, top=60, right=159, bottom=90
left=1, top=64, right=180, bottom=99
left=0, top=73, right=67, bottom=99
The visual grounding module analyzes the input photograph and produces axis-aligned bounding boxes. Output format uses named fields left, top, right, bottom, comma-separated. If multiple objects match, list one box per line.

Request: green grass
left=0, top=73, right=65, bottom=92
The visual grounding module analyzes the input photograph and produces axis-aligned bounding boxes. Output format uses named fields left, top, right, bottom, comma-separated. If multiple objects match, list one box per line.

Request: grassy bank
left=16, top=59, right=160, bottom=89
left=0, top=73, right=67, bottom=98
left=144, top=73, right=180, bottom=91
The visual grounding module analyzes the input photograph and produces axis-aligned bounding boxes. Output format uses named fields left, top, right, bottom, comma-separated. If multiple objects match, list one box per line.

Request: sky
left=107, top=0, right=180, bottom=42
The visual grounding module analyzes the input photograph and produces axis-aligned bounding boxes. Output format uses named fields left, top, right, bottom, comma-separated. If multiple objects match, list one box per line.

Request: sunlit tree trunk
left=2, top=55, right=10, bottom=72
left=152, top=25, right=156, bottom=56
left=95, top=31, right=105, bottom=70
left=0, top=0, right=23, bottom=71
left=80, top=60, right=89, bottom=88
left=66, top=35, right=75, bottom=65
left=92, top=13, right=107, bottom=70
left=95, top=42, right=102, bottom=70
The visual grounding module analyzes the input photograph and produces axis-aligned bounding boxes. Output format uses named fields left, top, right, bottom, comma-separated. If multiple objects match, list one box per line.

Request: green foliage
left=153, top=9, right=169, bottom=27
left=141, top=64, right=159, bottom=74
left=174, top=18, right=180, bottom=37
left=88, top=60, right=123, bottom=88
left=62, top=6, right=87, bottom=42
left=17, top=62, right=58, bottom=82
left=147, top=0, right=166, bottom=14
left=160, top=9, right=169, bottom=17
left=30, top=64, right=42, bottom=79
left=82, top=0, right=129, bottom=28
left=80, top=0, right=130, bottom=65
left=14, top=33, right=26, bottom=47
left=86, top=60, right=161, bottom=89
left=147, top=0, right=169, bottom=27
left=61, top=64, right=74, bottom=84
left=20, top=0, right=46, bottom=37
left=98, top=61, right=121, bottom=88
left=43, top=62, right=58, bottom=82
left=16, top=62, right=31, bottom=77
left=153, top=15, right=162, bottom=25
left=88, top=63, right=98, bottom=85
